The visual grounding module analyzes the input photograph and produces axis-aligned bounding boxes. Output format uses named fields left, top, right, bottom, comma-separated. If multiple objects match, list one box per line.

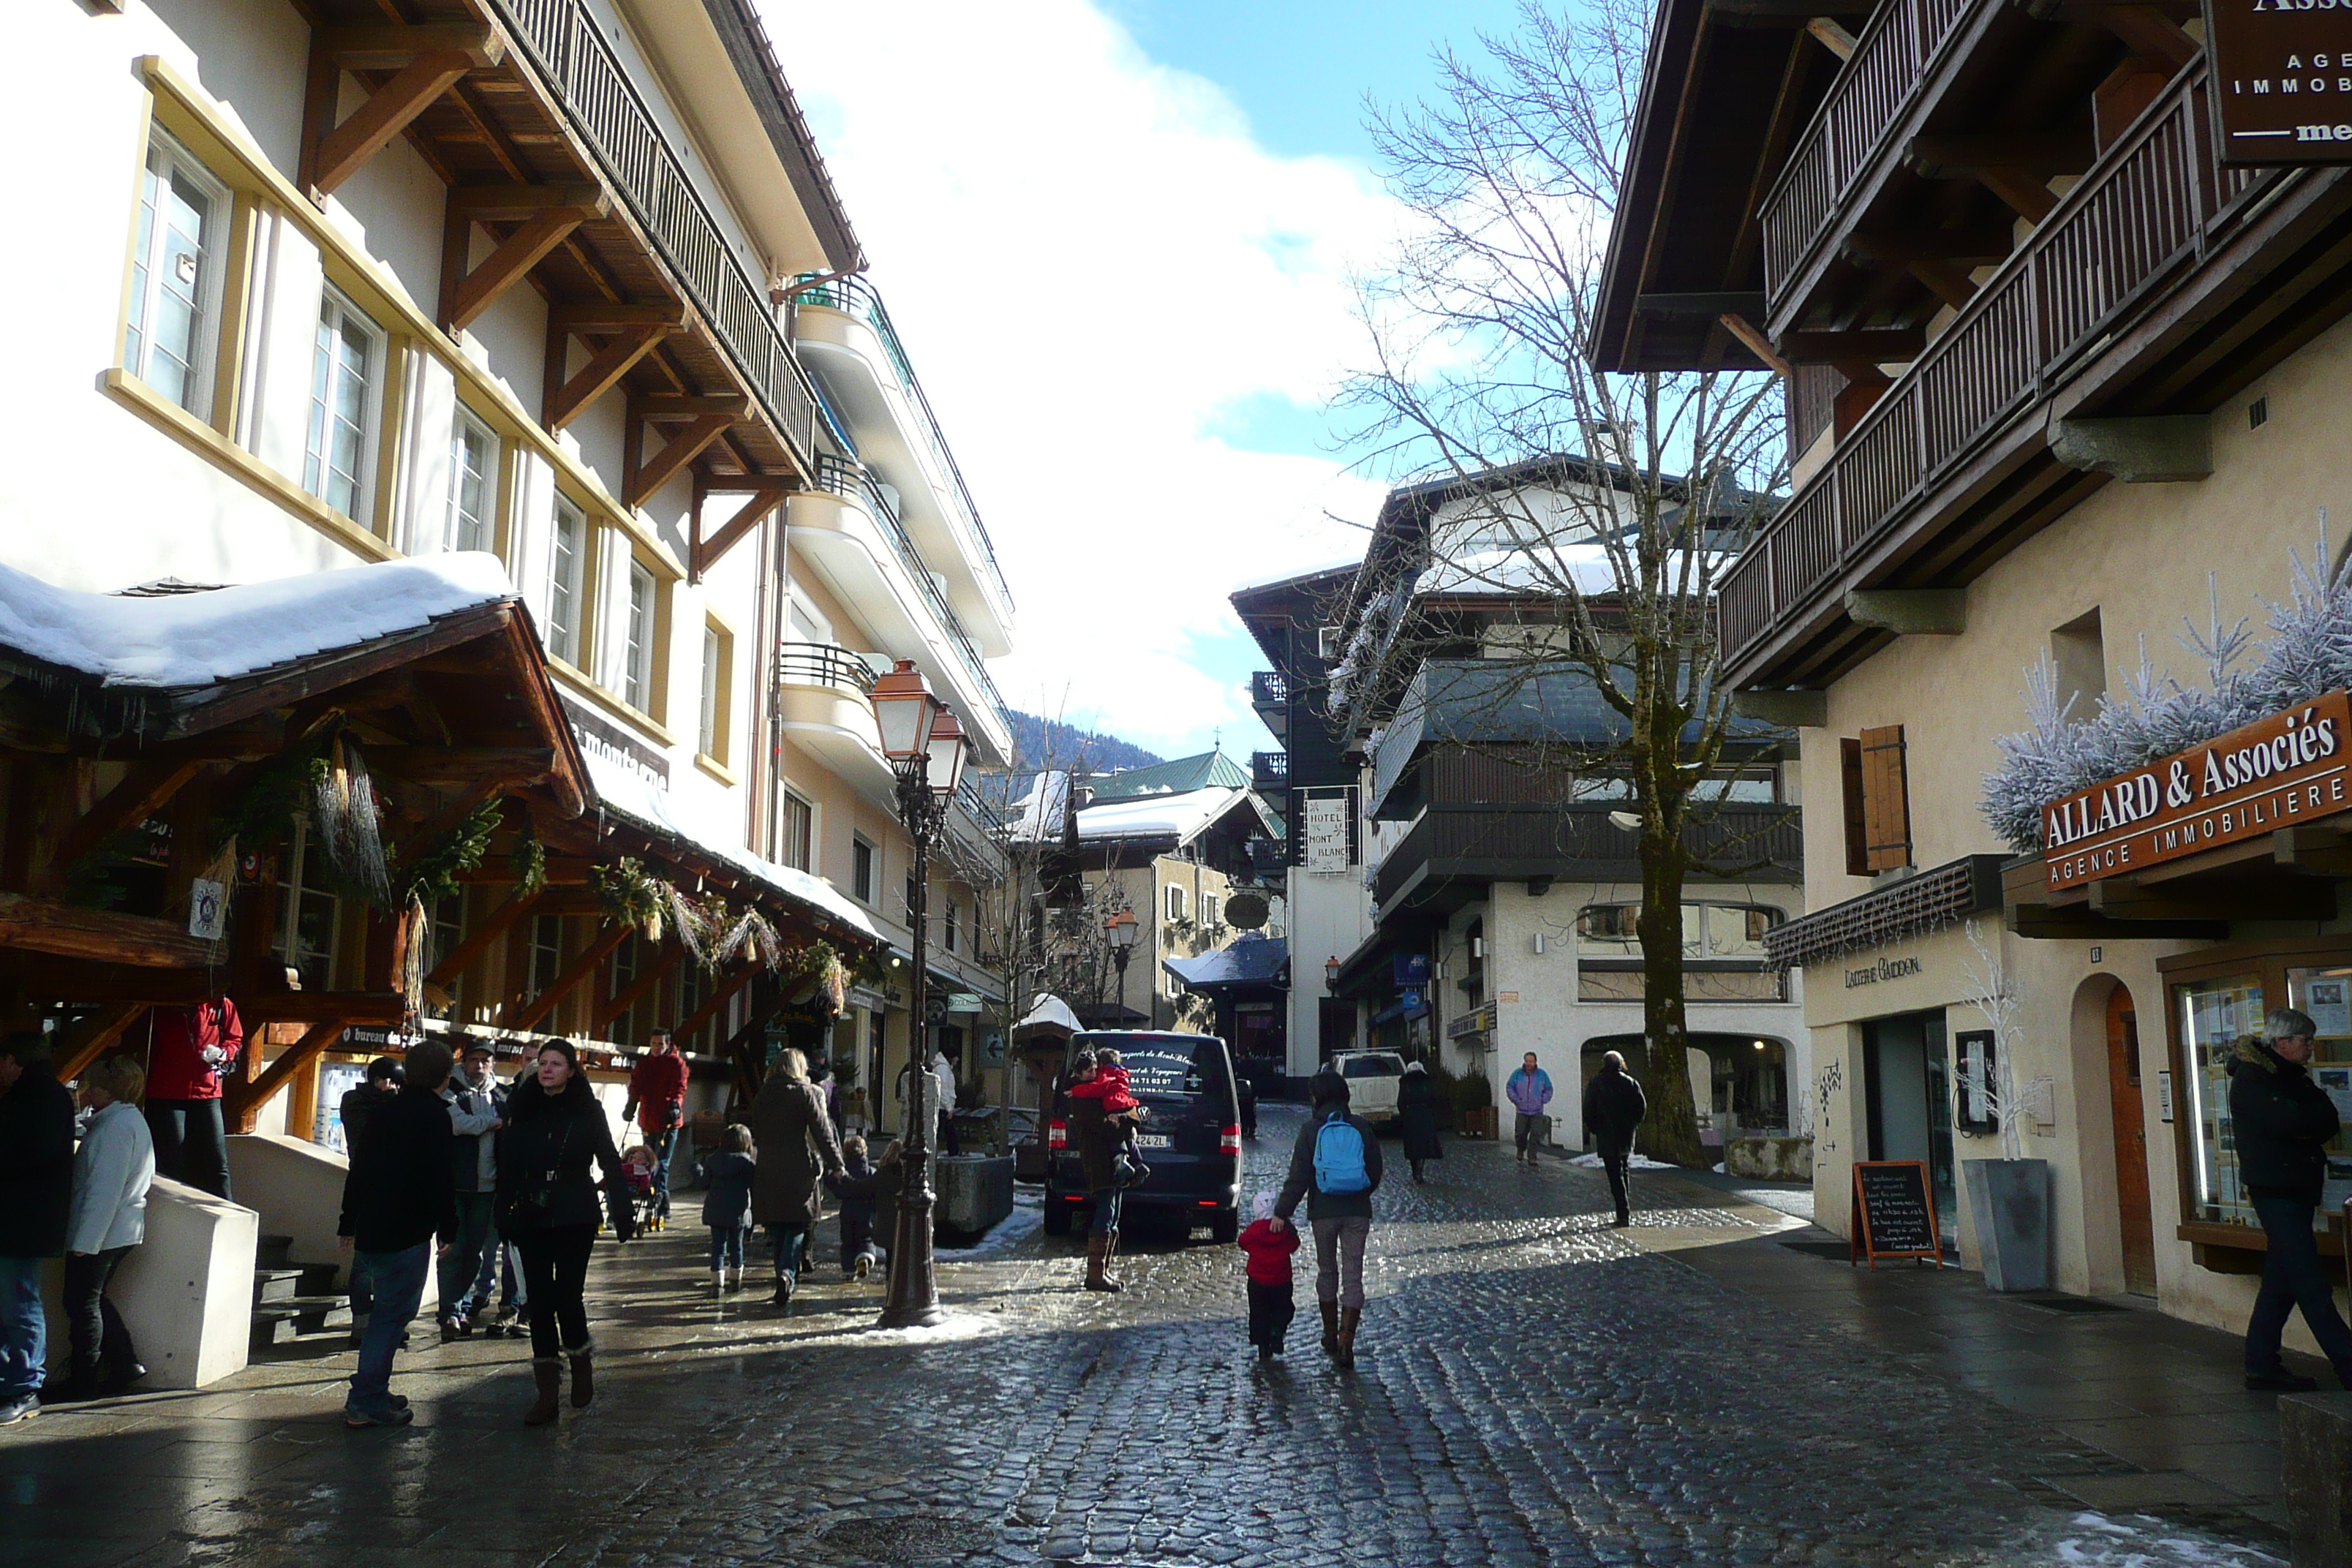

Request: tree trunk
left=1635, top=821, right=1707, bottom=1169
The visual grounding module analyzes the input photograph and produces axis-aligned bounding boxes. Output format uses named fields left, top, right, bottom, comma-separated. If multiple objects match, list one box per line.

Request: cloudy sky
left=773, top=0, right=1526, bottom=761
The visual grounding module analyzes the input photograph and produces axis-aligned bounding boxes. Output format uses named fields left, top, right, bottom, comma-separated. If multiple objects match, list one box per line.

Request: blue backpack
left=1313, top=1115, right=1371, bottom=1194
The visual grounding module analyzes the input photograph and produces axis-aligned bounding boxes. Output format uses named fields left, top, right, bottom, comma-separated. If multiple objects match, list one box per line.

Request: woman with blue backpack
left=1273, top=1069, right=1383, bottom=1369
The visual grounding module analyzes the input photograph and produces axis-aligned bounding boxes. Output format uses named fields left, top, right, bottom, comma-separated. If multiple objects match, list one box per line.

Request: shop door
left=2107, top=984, right=2157, bottom=1296
left=1865, top=1013, right=1958, bottom=1243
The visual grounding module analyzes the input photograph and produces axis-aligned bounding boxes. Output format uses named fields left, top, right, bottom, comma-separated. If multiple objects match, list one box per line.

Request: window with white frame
left=529, top=913, right=565, bottom=998
left=622, top=559, right=656, bottom=712
left=608, top=932, right=638, bottom=1047
left=304, top=290, right=384, bottom=520
left=547, top=497, right=587, bottom=665
left=274, top=820, right=341, bottom=992
left=1165, top=883, right=1186, bottom=921
left=447, top=407, right=498, bottom=553
left=782, top=791, right=813, bottom=873
left=698, top=623, right=724, bottom=759
left=1199, top=889, right=1216, bottom=927
left=426, top=894, right=465, bottom=1019
left=124, top=132, right=230, bottom=418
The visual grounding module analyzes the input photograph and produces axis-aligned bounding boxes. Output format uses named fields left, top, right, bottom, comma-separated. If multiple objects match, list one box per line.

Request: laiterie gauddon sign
left=2043, top=690, right=2352, bottom=892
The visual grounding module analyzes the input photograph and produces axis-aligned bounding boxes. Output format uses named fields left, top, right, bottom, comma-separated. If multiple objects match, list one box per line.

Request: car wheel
left=1042, top=1198, right=1074, bottom=1236
left=1207, top=1207, right=1239, bottom=1244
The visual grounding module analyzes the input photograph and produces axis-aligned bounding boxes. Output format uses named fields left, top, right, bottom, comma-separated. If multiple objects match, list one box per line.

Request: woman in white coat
left=53, top=1055, right=155, bottom=1402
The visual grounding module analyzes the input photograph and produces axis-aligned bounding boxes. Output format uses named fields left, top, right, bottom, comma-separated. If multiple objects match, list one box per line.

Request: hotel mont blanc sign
left=2043, top=690, right=2352, bottom=892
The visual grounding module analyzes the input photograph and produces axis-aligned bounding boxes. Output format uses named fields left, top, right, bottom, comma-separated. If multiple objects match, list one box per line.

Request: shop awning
left=1164, top=934, right=1289, bottom=993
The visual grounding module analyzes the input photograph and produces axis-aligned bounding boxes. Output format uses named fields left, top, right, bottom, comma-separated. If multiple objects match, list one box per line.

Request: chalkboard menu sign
left=1850, top=1161, right=1944, bottom=1268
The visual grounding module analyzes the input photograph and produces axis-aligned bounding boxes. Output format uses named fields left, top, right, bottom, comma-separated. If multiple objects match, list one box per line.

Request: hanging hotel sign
left=2204, top=0, right=2352, bottom=165
left=2043, top=690, right=2352, bottom=891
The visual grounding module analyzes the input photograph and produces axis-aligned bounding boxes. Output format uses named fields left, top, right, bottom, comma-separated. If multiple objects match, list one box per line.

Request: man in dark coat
left=337, top=1039, right=456, bottom=1428
left=1583, top=1050, right=1648, bottom=1229
left=0, top=1032, right=75, bottom=1423
left=337, top=1055, right=404, bottom=1327
left=749, top=1049, right=843, bottom=1306
left=2230, top=1008, right=2352, bottom=1391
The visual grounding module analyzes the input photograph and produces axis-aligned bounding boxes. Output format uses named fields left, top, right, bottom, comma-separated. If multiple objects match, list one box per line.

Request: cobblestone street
left=0, top=1107, right=2293, bottom=1568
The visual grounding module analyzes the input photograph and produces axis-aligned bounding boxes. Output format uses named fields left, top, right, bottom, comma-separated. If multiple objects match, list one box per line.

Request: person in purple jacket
left=1505, top=1052, right=1554, bottom=1165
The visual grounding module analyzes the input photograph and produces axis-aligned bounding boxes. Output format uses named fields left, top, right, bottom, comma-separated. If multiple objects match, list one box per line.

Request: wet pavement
left=0, top=1105, right=2296, bottom=1568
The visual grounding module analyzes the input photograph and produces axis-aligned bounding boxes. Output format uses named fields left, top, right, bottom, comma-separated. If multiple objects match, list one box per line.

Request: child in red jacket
left=1236, top=1191, right=1300, bottom=1361
left=1067, top=1049, right=1150, bottom=1187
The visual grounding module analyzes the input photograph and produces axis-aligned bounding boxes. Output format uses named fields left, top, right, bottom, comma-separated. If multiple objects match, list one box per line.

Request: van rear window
left=1343, top=1054, right=1405, bottom=1078
left=1072, top=1033, right=1229, bottom=1100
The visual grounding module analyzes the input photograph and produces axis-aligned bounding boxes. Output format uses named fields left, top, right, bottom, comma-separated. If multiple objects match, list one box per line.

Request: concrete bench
left=2282, top=1391, right=2352, bottom=1565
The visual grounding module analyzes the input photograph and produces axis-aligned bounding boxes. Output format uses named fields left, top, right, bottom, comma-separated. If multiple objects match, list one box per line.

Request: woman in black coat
left=1398, top=1061, right=1444, bottom=1183
left=497, top=1039, right=632, bottom=1425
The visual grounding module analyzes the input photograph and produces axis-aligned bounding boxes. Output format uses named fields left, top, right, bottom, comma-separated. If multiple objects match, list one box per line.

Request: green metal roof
left=1086, top=750, right=1251, bottom=802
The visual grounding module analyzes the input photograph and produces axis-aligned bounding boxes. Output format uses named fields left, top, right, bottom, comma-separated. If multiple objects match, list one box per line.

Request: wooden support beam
left=369, top=747, right=557, bottom=788
left=1907, top=131, right=2095, bottom=178
left=1716, top=314, right=1793, bottom=377
left=1844, top=226, right=2016, bottom=266
left=1906, top=260, right=1979, bottom=311
left=547, top=325, right=671, bottom=431
left=447, top=182, right=605, bottom=221
left=225, top=1017, right=349, bottom=1131
left=52, top=758, right=211, bottom=872
left=692, top=489, right=786, bottom=583
left=674, top=961, right=761, bottom=1047
left=552, top=301, right=690, bottom=331
left=445, top=207, right=598, bottom=333
left=627, top=414, right=736, bottom=509
left=1806, top=15, right=1858, bottom=56
left=53, top=1003, right=148, bottom=1083
left=1776, top=326, right=1928, bottom=364
left=321, top=23, right=505, bottom=69
left=505, top=921, right=632, bottom=1033
left=698, top=471, right=802, bottom=492
left=0, top=892, right=219, bottom=969
left=426, top=885, right=540, bottom=988
left=2089, top=4, right=2200, bottom=67
left=312, top=51, right=476, bottom=197
left=597, top=940, right=684, bottom=1029
left=641, top=393, right=754, bottom=419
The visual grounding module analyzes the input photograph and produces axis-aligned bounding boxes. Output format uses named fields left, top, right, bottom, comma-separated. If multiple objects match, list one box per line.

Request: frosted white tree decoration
left=1959, top=919, right=2028, bottom=1164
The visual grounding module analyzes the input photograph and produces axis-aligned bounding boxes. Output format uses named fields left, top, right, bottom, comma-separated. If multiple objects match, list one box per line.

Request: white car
left=1331, top=1050, right=1406, bottom=1126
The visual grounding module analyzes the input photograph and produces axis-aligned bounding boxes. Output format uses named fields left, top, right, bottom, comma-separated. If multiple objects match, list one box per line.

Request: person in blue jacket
left=1505, top=1052, right=1555, bottom=1164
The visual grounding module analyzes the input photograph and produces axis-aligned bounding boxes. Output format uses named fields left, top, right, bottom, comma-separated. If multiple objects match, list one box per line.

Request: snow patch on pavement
left=1567, top=1153, right=1679, bottom=1170
left=1998, top=1511, right=2283, bottom=1567
left=821, top=1311, right=1001, bottom=1346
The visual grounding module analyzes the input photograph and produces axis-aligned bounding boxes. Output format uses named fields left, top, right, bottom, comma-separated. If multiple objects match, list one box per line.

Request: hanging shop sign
left=1303, top=792, right=1352, bottom=873
left=2043, top=690, right=2352, bottom=892
left=2205, top=0, right=2352, bottom=165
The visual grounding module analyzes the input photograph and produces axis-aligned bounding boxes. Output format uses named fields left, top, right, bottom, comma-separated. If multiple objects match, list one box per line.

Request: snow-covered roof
left=1229, top=557, right=1365, bottom=595
left=1076, top=785, right=1256, bottom=845
left=0, top=553, right=516, bottom=687
left=584, top=754, right=877, bottom=941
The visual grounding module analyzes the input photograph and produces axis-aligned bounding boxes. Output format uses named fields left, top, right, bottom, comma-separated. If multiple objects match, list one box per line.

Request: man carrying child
left=1066, top=1048, right=1147, bottom=1293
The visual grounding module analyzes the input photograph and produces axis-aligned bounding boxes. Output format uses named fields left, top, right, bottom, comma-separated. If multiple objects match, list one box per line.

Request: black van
left=1044, top=1031, right=1243, bottom=1242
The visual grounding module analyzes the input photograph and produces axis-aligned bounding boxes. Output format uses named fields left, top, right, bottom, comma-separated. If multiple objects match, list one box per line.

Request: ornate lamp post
left=867, top=659, right=968, bottom=1329
left=1106, top=908, right=1138, bottom=1014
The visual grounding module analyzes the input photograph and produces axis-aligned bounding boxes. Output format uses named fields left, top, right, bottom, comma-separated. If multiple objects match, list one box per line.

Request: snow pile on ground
left=821, top=1311, right=1000, bottom=1347
left=1567, top=1152, right=1679, bottom=1170
left=939, top=1189, right=1044, bottom=1258
left=0, top=552, right=515, bottom=687
left=1996, top=1511, right=2283, bottom=1567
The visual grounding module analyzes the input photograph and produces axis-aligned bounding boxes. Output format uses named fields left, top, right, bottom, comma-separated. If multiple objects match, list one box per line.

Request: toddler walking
left=1236, top=1191, right=1300, bottom=1361
left=699, top=1125, right=756, bottom=1289
left=826, top=1135, right=892, bottom=1281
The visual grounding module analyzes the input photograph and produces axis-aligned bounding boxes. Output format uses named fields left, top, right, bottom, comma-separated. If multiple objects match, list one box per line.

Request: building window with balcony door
left=547, top=499, right=587, bottom=665
left=943, top=899, right=958, bottom=954
left=447, top=407, right=498, bottom=553
left=622, top=560, right=657, bottom=712
left=698, top=621, right=734, bottom=764
left=124, top=132, right=230, bottom=419
left=852, top=836, right=877, bottom=905
left=780, top=791, right=813, bottom=872
left=529, top=914, right=565, bottom=999
left=305, top=289, right=384, bottom=521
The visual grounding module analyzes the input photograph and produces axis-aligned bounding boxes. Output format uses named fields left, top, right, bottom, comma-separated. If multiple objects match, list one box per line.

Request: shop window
left=2177, top=972, right=2269, bottom=1225
left=1841, top=724, right=1911, bottom=875
left=124, top=131, right=230, bottom=419
left=304, top=288, right=385, bottom=521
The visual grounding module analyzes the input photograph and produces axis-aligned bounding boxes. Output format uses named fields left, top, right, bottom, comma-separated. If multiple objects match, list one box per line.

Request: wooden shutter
left=1840, top=738, right=1869, bottom=876
left=1858, top=724, right=1912, bottom=872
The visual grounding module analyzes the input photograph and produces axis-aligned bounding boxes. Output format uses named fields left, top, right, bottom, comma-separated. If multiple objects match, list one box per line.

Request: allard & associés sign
left=2043, top=690, right=2352, bottom=892
left=2205, top=0, right=2352, bottom=165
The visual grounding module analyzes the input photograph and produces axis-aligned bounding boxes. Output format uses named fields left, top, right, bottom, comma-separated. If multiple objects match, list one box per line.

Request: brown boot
left=1336, top=1307, right=1360, bottom=1371
left=566, top=1341, right=595, bottom=1409
left=1319, top=1300, right=1341, bottom=1358
left=524, top=1358, right=562, bottom=1426
left=1084, top=1232, right=1122, bottom=1292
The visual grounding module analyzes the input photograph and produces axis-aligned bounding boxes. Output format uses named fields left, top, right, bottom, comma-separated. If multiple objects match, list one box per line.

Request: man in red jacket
left=622, top=1029, right=688, bottom=1225
left=143, top=999, right=244, bottom=1200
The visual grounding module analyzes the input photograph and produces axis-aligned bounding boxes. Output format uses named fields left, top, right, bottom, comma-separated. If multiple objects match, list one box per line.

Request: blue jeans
left=647, top=1126, right=679, bottom=1217
left=1089, top=1187, right=1123, bottom=1237
left=2248, top=1196, right=2352, bottom=1378
left=767, top=1224, right=810, bottom=1286
left=439, top=1194, right=495, bottom=1322
left=347, top=1243, right=430, bottom=1414
left=0, top=1254, right=45, bottom=1399
left=709, top=1225, right=746, bottom=1271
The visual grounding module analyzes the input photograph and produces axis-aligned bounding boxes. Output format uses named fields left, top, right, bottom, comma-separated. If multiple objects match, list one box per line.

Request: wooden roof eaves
left=1593, top=0, right=1716, bottom=371
left=698, top=0, right=866, bottom=274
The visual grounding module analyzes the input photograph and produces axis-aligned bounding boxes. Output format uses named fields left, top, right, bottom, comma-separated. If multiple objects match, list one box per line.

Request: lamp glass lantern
left=1107, top=909, right=1139, bottom=952
left=870, top=658, right=941, bottom=760
left=1324, top=955, right=1341, bottom=987
left=924, top=709, right=970, bottom=796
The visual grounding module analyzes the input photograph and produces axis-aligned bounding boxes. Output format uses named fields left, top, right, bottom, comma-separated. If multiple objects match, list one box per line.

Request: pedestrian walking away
left=622, top=1027, right=689, bottom=1228
left=1583, top=1050, right=1648, bottom=1228
left=1275, top=1069, right=1383, bottom=1370
left=1067, top=1048, right=1147, bottom=1292
left=338, top=1055, right=405, bottom=1335
left=497, top=1039, right=635, bottom=1425
left=0, top=1031, right=76, bottom=1424
left=826, top=1134, right=892, bottom=1281
left=748, top=1048, right=844, bottom=1308
left=2230, top=1008, right=2352, bottom=1390
left=337, top=1037, right=456, bottom=1428
left=1236, top=1191, right=1300, bottom=1362
left=1505, top=1052, right=1553, bottom=1164
left=141, top=998, right=244, bottom=1200
left=50, top=1055, right=154, bottom=1404
left=437, top=1039, right=503, bottom=1342
left=701, top=1123, right=757, bottom=1290
left=1398, top=1060, right=1444, bottom=1183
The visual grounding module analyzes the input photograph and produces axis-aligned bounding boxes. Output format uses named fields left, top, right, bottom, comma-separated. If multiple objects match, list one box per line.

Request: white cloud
left=768, top=0, right=1395, bottom=758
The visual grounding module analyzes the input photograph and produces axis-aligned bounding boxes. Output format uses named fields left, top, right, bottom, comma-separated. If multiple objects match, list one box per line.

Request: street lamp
left=1324, top=954, right=1341, bottom=990
left=868, top=660, right=969, bottom=1329
left=1106, top=908, right=1139, bottom=1010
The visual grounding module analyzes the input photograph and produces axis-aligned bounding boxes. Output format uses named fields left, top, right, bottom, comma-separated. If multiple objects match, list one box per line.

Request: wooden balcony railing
left=490, top=0, right=821, bottom=470
left=1760, top=0, right=1983, bottom=305
left=1371, top=804, right=1802, bottom=909
left=1722, top=67, right=2272, bottom=670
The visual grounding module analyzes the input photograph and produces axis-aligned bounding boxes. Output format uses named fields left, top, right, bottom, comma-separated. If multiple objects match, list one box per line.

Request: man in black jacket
left=1583, top=1050, right=1648, bottom=1229
left=0, top=1033, right=75, bottom=1424
left=338, top=1039, right=455, bottom=1427
left=2230, top=1008, right=2352, bottom=1391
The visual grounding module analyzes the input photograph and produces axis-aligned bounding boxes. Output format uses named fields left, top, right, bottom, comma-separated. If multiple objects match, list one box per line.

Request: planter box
left=1460, top=1105, right=1499, bottom=1139
left=1726, top=1136, right=1814, bottom=1182
left=1964, top=1158, right=2051, bottom=1292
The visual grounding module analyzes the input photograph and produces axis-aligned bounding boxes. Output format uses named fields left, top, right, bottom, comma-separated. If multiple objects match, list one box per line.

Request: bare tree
left=1337, top=1, right=1790, bottom=1165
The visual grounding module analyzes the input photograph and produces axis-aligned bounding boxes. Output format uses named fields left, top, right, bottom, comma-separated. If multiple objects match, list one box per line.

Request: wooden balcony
left=1371, top=804, right=1801, bottom=915
left=1716, top=64, right=2352, bottom=688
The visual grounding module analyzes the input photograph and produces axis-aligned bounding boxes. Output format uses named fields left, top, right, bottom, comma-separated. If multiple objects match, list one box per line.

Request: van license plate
left=1135, top=1134, right=1172, bottom=1150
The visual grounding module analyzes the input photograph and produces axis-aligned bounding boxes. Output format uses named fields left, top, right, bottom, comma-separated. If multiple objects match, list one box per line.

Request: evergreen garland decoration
left=395, top=799, right=501, bottom=910
left=591, top=856, right=671, bottom=941
left=510, top=827, right=546, bottom=899
left=211, top=733, right=331, bottom=851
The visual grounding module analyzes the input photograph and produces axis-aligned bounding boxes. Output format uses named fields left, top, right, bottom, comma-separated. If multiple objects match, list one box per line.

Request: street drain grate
left=813, top=1516, right=1000, bottom=1561
left=2010, top=1294, right=2130, bottom=1314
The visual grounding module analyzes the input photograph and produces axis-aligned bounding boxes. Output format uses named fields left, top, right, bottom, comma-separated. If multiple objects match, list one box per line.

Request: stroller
left=621, top=1146, right=661, bottom=1233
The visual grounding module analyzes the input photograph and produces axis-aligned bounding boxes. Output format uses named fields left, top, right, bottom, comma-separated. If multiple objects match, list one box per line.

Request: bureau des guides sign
left=1303, top=792, right=1352, bottom=873
left=2204, top=0, right=2352, bottom=165
left=2043, top=690, right=2352, bottom=891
